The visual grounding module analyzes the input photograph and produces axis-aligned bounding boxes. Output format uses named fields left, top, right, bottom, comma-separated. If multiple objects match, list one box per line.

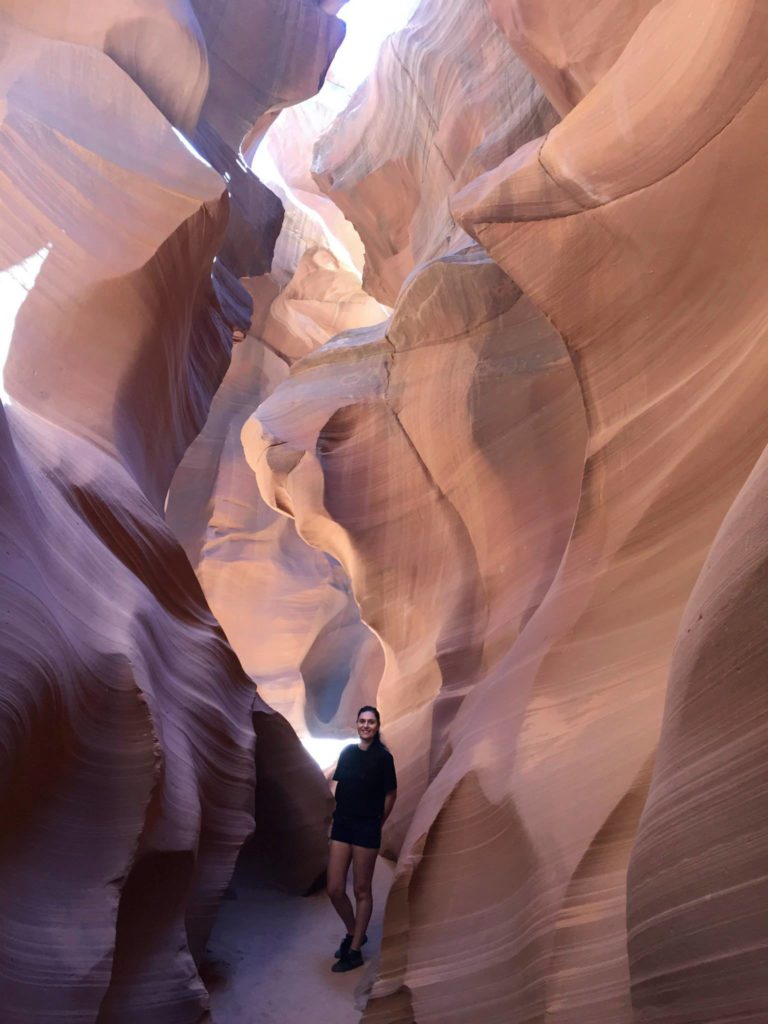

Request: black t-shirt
left=333, top=744, right=397, bottom=820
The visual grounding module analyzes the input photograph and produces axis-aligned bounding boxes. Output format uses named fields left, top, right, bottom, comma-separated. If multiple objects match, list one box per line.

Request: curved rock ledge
left=167, top=248, right=387, bottom=735
left=245, top=243, right=587, bottom=853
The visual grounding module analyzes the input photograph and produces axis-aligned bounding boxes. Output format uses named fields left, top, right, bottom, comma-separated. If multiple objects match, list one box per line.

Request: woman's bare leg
left=327, top=840, right=355, bottom=934
left=351, top=845, right=378, bottom=950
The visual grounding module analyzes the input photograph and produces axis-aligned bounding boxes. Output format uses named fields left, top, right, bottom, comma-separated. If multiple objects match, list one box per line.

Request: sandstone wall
left=4, top=0, right=768, bottom=1020
left=246, top=0, right=768, bottom=1020
left=0, top=4, right=341, bottom=1020
left=167, top=248, right=387, bottom=736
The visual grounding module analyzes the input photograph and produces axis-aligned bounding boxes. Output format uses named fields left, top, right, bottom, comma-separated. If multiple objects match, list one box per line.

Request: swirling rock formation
left=0, top=5, right=337, bottom=1022
left=190, top=0, right=346, bottom=277
left=0, top=0, right=208, bottom=133
left=247, top=243, right=588, bottom=849
left=311, top=0, right=559, bottom=304
left=251, top=34, right=368, bottom=278
left=246, top=0, right=768, bottom=1021
left=0, top=14, right=227, bottom=509
left=485, top=0, right=662, bottom=114
left=191, top=0, right=344, bottom=154
left=6, top=0, right=768, bottom=1019
left=167, top=247, right=386, bottom=735
left=0, top=399, right=253, bottom=1024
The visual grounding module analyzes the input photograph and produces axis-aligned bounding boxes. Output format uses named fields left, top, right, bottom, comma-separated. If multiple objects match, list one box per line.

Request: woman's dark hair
left=357, top=705, right=388, bottom=750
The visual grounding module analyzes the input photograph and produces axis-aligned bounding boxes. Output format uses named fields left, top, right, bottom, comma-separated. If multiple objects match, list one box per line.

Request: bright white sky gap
left=302, top=736, right=358, bottom=771
left=335, top=0, right=418, bottom=91
left=0, top=245, right=51, bottom=405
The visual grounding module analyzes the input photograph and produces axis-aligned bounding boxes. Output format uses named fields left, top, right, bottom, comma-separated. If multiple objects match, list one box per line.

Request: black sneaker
left=331, top=949, right=364, bottom=972
left=334, top=933, right=367, bottom=959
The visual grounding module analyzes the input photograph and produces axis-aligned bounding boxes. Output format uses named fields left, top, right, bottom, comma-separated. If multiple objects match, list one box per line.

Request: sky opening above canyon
left=0, top=246, right=51, bottom=404
left=334, top=0, right=418, bottom=92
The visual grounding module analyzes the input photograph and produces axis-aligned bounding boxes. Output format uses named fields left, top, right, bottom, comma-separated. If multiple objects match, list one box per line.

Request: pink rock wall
left=485, top=0, right=663, bottom=114
left=311, top=0, right=559, bottom=304
left=5, top=0, right=768, bottom=1019
left=1, top=0, right=209, bottom=133
left=245, top=0, right=768, bottom=1020
left=167, top=248, right=386, bottom=736
left=0, top=400, right=252, bottom=1022
left=628, top=448, right=768, bottom=1024
left=247, top=246, right=587, bottom=850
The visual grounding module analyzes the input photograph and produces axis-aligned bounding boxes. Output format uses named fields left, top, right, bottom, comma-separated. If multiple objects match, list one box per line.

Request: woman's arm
left=381, top=789, right=397, bottom=824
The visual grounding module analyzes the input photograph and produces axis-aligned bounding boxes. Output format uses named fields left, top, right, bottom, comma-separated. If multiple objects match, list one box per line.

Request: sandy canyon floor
left=205, top=858, right=395, bottom=1023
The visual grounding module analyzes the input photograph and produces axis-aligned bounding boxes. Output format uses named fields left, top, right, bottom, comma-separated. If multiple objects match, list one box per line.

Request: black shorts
left=330, top=814, right=382, bottom=849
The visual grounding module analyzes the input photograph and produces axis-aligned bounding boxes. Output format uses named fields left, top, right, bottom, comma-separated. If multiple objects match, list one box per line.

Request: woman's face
left=357, top=711, right=379, bottom=741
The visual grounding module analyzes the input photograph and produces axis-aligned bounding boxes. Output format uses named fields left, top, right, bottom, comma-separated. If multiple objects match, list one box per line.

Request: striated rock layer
left=485, top=0, right=663, bottom=115
left=0, top=400, right=252, bottom=1023
left=0, top=5, right=336, bottom=1022
left=5, top=0, right=768, bottom=1019
left=628, top=446, right=768, bottom=1024
left=0, top=0, right=209, bottom=133
left=247, top=244, right=587, bottom=849
left=246, top=0, right=768, bottom=1021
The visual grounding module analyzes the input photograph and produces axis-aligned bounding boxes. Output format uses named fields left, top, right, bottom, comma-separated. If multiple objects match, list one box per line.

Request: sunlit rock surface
left=0, top=6, right=336, bottom=1022
left=1, top=0, right=209, bottom=133
left=246, top=0, right=768, bottom=1021
left=246, top=243, right=587, bottom=852
left=0, top=15, right=227, bottom=510
left=311, top=0, right=558, bottom=304
left=485, top=0, right=663, bottom=114
left=167, top=247, right=387, bottom=736
left=5, top=0, right=768, bottom=1019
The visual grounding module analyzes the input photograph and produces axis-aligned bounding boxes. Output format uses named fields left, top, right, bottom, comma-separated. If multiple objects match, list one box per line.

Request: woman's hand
left=381, top=789, right=397, bottom=825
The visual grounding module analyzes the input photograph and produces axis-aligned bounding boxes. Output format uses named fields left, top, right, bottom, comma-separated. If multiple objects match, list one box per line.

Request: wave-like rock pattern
left=248, top=0, right=768, bottom=1020
left=629, top=447, right=768, bottom=1023
left=0, top=7, right=335, bottom=1021
left=0, top=16, right=228, bottom=509
left=1, top=0, right=209, bottom=133
left=246, top=243, right=587, bottom=852
left=485, top=0, right=663, bottom=114
left=167, top=248, right=386, bottom=735
left=191, top=0, right=345, bottom=153
left=256, top=93, right=367, bottom=278
left=312, top=0, right=558, bottom=304
left=0, top=401, right=254, bottom=1024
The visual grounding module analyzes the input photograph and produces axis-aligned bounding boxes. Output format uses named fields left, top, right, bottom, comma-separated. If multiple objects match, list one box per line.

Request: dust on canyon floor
left=205, top=858, right=395, bottom=1023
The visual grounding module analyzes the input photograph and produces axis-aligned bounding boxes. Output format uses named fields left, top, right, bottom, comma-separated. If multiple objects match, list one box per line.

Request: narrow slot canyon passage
left=2, top=1, right=768, bottom=1023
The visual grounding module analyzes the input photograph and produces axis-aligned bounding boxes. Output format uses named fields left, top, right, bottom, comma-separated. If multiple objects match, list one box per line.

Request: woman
left=327, top=706, right=397, bottom=972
